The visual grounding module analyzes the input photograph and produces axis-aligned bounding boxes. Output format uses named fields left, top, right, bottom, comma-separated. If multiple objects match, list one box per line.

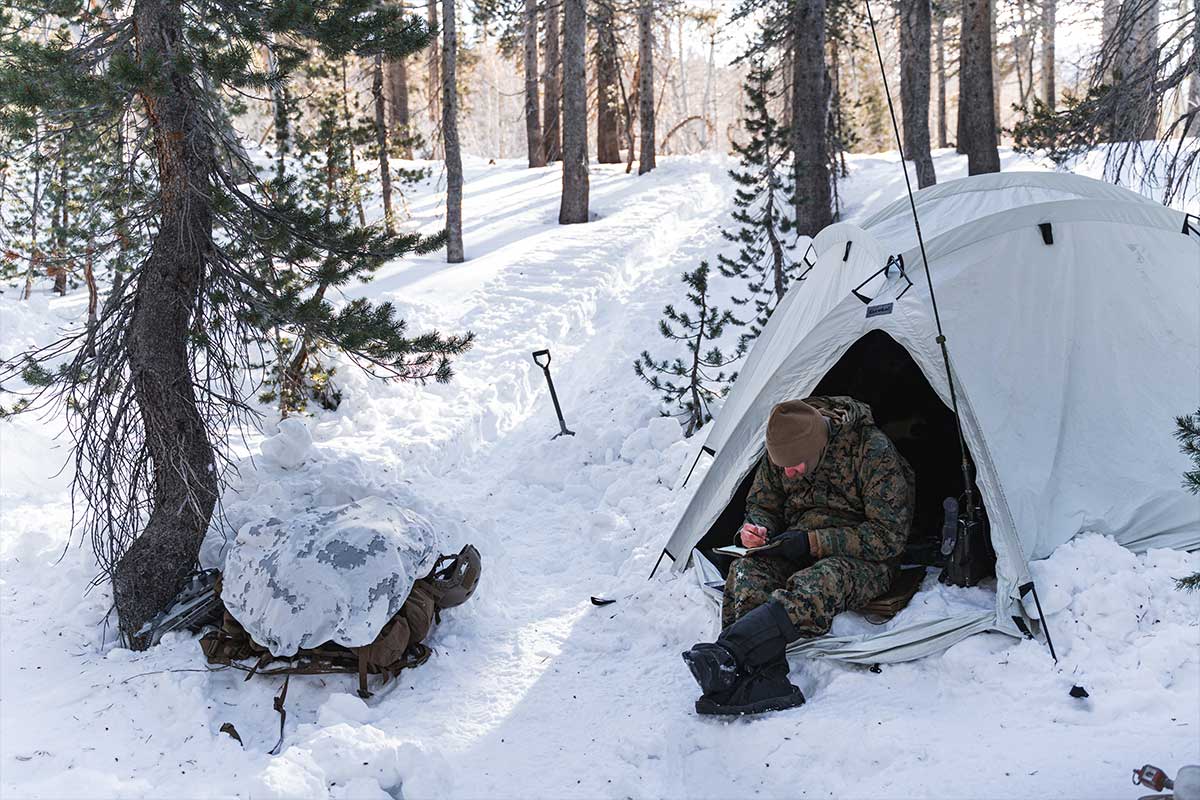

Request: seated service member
left=682, top=397, right=916, bottom=716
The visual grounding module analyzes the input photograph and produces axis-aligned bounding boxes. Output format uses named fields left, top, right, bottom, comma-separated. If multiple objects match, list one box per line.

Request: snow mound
left=221, top=496, right=439, bottom=656
left=258, top=417, right=314, bottom=469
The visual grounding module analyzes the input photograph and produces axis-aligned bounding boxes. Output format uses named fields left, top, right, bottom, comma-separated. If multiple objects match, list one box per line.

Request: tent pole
left=863, top=0, right=977, bottom=516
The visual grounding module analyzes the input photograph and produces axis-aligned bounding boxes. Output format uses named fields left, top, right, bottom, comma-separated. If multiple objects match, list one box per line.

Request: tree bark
left=543, top=0, right=562, bottom=163
left=559, top=0, right=589, bottom=223
left=936, top=11, right=948, bottom=148
left=373, top=54, right=395, bottom=235
left=1038, top=0, right=1055, bottom=106
left=792, top=0, right=833, bottom=235
left=595, top=0, right=621, bottom=163
left=1129, top=0, right=1161, bottom=139
left=388, top=56, right=412, bottom=158
left=427, top=0, right=442, bottom=156
left=636, top=0, right=655, bottom=174
left=443, top=0, right=465, bottom=262
left=900, top=0, right=937, bottom=187
left=524, top=0, right=545, bottom=167
left=1187, top=0, right=1199, bottom=136
left=117, top=0, right=219, bottom=646
left=959, top=0, right=1001, bottom=173
left=265, top=35, right=290, bottom=182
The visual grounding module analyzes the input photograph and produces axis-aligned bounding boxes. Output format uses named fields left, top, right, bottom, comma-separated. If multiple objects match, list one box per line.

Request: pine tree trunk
left=373, top=54, right=395, bottom=235
left=524, top=0, right=545, bottom=167
left=900, top=0, right=937, bottom=187
left=543, top=0, right=562, bottom=163
left=991, top=2, right=1002, bottom=139
left=22, top=124, right=42, bottom=301
left=559, top=0, right=589, bottom=223
left=265, top=35, right=290, bottom=182
left=636, top=0, right=656, bottom=174
left=595, top=0, right=621, bottom=163
left=959, top=0, right=1001, bottom=173
left=1039, top=0, right=1055, bottom=106
left=427, top=0, right=442, bottom=156
left=341, top=61, right=367, bottom=226
left=443, top=0, right=465, bottom=262
left=1130, top=0, right=1161, bottom=140
left=117, top=0, right=219, bottom=646
left=791, top=0, right=833, bottom=236
left=388, top=56, right=412, bottom=158
left=936, top=12, right=948, bottom=148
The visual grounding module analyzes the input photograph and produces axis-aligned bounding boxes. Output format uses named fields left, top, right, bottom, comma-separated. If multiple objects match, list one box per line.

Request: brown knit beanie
left=765, top=400, right=828, bottom=469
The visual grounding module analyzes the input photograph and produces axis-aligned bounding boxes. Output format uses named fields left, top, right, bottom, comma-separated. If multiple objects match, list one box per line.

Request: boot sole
left=694, top=687, right=806, bottom=717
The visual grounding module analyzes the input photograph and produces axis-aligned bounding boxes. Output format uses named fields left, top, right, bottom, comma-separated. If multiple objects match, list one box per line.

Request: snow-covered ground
left=1, top=149, right=1197, bottom=800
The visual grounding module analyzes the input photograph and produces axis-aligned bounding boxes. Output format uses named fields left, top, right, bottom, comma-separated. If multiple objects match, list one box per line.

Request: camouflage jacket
left=743, top=396, right=916, bottom=563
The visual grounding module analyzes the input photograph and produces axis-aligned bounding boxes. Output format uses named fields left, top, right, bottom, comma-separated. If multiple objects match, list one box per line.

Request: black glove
left=762, top=529, right=811, bottom=562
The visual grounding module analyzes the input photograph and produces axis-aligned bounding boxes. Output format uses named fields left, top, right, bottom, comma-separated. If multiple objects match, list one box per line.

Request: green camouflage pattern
left=741, top=396, right=915, bottom=562
left=722, top=554, right=895, bottom=632
left=724, top=396, right=915, bottom=633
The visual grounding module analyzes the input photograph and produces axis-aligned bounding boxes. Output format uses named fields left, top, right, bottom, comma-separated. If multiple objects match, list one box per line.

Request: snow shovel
left=532, top=349, right=575, bottom=439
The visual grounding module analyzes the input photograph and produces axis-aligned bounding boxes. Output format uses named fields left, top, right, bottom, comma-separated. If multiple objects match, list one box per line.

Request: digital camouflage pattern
left=724, top=396, right=915, bottom=633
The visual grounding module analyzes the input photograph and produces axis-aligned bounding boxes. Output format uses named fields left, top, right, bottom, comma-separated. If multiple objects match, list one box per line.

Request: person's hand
left=739, top=523, right=768, bottom=548
left=759, top=529, right=812, bottom=562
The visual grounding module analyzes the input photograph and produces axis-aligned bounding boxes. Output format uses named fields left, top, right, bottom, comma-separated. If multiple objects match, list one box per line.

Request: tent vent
left=842, top=241, right=853, bottom=262
left=1184, top=214, right=1199, bottom=239
left=852, top=254, right=912, bottom=304
left=1038, top=222, right=1054, bottom=245
left=798, top=242, right=817, bottom=281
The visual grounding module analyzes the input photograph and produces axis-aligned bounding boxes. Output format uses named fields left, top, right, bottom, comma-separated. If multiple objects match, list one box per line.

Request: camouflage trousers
left=721, top=555, right=895, bottom=635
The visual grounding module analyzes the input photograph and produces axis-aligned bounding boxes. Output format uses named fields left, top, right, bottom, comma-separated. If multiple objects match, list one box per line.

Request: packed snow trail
left=1, top=151, right=1197, bottom=800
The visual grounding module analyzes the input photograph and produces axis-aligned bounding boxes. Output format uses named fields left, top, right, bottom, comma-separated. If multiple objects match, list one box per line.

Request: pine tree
left=634, top=263, right=745, bottom=436
left=717, top=56, right=799, bottom=338
left=0, top=0, right=474, bottom=644
left=1174, top=409, right=1200, bottom=592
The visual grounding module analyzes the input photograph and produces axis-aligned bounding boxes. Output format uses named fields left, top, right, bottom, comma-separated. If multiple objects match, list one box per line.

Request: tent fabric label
left=866, top=302, right=894, bottom=318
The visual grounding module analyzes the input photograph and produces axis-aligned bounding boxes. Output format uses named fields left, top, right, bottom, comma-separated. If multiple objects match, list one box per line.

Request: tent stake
left=1020, top=581, right=1058, bottom=662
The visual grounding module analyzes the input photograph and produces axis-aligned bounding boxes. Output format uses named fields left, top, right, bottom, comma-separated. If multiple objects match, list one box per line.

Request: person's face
left=782, top=444, right=826, bottom=478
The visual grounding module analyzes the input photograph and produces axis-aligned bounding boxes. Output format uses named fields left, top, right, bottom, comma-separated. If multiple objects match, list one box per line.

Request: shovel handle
left=532, top=349, right=551, bottom=369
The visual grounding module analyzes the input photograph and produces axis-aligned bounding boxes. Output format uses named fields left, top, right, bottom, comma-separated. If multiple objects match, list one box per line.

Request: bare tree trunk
left=959, top=0, right=1001, bottom=173
left=427, top=0, right=442, bottom=157
left=1039, top=0, right=1055, bottom=106
left=117, top=0, right=219, bottom=645
left=560, top=0, right=590, bottom=223
left=388, top=56, right=412, bottom=158
left=524, top=0, right=546, bottom=167
left=636, top=0, right=656, bottom=174
left=900, top=0, right=937, bottom=187
left=792, top=0, right=833, bottom=235
left=543, top=0, right=562, bottom=163
left=595, top=0, right=621, bottom=163
left=936, top=11, right=948, bottom=148
left=1187, top=0, right=1200, bottom=136
left=372, top=54, right=395, bottom=235
left=443, top=0, right=465, bottom=262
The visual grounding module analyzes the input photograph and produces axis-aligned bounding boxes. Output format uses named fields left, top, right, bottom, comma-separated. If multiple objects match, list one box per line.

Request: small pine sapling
left=635, top=263, right=745, bottom=436
left=1174, top=409, right=1200, bottom=591
left=717, top=55, right=801, bottom=338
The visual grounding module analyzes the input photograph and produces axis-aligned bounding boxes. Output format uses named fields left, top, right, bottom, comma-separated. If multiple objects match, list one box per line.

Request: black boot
left=694, top=657, right=806, bottom=716
left=682, top=601, right=797, bottom=695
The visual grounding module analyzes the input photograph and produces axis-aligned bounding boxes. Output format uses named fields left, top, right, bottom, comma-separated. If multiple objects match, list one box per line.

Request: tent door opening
left=811, top=330, right=989, bottom=566
left=691, top=330, right=994, bottom=576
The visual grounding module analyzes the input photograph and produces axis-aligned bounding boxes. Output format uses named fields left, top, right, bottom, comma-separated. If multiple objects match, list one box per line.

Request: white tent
left=662, top=172, right=1200, bottom=664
